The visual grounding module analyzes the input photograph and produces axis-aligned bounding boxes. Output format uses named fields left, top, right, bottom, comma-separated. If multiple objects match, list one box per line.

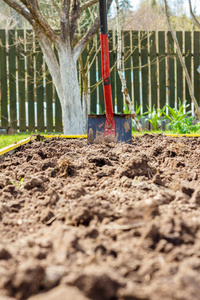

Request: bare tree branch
left=80, top=0, right=98, bottom=13
left=70, top=0, right=80, bottom=45
left=73, top=16, right=99, bottom=60
left=188, top=0, right=200, bottom=30
left=73, top=0, right=112, bottom=60
left=26, top=0, right=59, bottom=45
left=60, top=0, right=71, bottom=43
left=164, top=0, right=200, bottom=119
left=2, top=0, right=34, bottom=25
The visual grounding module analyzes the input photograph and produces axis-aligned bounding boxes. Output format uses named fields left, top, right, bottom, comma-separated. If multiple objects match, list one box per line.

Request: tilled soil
left=0, top=134, right=200, bottom=300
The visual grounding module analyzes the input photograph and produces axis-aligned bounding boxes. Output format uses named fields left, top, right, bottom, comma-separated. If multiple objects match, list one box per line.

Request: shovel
left=87, top=0, right=132, bottom=144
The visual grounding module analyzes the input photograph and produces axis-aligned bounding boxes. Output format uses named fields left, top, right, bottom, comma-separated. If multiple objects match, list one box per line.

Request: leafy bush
left=162, top=100, right=191, bottom=123
left=169, top=116, right=200, bottom=134
left=163, top=100, right=200, bottom=134
left=145, top=105, right=166, bottom=131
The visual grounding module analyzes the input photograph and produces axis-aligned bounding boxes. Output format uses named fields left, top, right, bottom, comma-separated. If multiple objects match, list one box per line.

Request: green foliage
left=145, top=105, right=166, bottom=130
left=10, top=178, right=24, bottom=189
left=162, top=100, right=191, bottom=122
left=162, top=100, right=200, bottom=134
left=168, top=116, right=200, bottom=134
left=0, top=134, right=30, bottom=149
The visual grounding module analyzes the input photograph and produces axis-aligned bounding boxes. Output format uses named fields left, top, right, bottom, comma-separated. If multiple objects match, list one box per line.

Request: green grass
left=1, top=130, right=200, bottom=150
left=132, top=130, right=174, bottom=135
left=0, top=134, right=30, bottom=149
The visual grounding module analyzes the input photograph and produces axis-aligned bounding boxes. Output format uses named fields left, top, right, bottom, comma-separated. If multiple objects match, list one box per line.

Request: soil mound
left=0, top=135, right=200, bottom=299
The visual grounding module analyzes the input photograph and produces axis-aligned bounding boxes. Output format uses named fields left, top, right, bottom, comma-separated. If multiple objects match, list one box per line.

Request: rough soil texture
left=1, top=134, right=200, bottom=300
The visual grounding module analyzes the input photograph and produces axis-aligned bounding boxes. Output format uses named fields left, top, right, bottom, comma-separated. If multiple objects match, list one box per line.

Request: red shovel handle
left=99, top=0, right=114, bottom=129
left=100, top=34, right=113, bottom=126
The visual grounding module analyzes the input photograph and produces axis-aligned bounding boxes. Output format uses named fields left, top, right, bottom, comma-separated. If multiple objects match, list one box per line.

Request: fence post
left=17, top=29, right=26, bottom=132
left=158, top=31, right=166, bottom=108
left=176, top=31, right=183, bottom=103
left=0, top=29, right=8, bottom=129
left=9, top=30, right=17, bottom=129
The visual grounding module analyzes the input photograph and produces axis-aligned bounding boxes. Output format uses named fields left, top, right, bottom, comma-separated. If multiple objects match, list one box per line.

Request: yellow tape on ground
left=43, top=134, right=87, bottom=139
left=0, top=135, right=87, bottom=157
left=0, top=137, right=36, bottom=156
left=1, top=133, right=200, bottom=157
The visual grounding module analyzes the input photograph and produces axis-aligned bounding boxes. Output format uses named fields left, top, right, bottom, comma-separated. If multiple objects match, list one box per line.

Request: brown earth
left=0, top=134, right=200, bottom=300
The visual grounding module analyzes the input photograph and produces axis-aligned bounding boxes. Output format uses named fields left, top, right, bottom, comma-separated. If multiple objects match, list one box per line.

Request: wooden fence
left=0, top=29, right=200, bottom=132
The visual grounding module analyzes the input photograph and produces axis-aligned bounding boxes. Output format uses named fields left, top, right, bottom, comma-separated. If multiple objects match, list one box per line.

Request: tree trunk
left=39, top=35, right=86, bottom=135
left=58, top=46, right=85, bottom=134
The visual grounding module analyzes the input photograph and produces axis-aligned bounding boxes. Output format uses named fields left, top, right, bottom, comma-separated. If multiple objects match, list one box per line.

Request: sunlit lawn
left=1, top=130, right=200, bottom=150
left=0, top=134, right=30, bottom=149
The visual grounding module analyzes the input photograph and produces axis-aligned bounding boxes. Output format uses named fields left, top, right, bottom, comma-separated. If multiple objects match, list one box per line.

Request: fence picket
left=167, top=31, right=175, bottom=108
left=132, top=31, right=140, bottom=110
left=110, top=32, right=116, bottom=109
left=17, top=30, right=26, bottom=132
left=176, top=31, right=183, bottom=103
left=141, top=31, right=149, bottom=112
left=150, top=31, right=157, bottom=109
left=46, top=66, right=53, bottom=132
left=124, top=31, right=132, bottom=102
left=35, top=41, right=44, bottom=132
left=97, top=35, right=104, bottom=114
left=0, top=30, right=8, bottom=128
left=158, top=31, right=166, bottom=108
left=185, top=31, right=192, bottom=107
left=115, top=33, right=123, bottom=113
left=8, top=30, right=17, bottom=129
left=26, top=30, right=35, bottom=132
left=194, top=31, right=200, bottom=106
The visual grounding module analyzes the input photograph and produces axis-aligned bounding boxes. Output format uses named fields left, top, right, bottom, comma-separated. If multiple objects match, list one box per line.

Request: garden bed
left=0, top=134, right=200, bottom=300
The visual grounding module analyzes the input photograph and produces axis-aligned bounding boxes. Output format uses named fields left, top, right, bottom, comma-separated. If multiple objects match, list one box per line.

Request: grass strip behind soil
left=0, top=134, right=30, bottom=149
left=1, top=130, right=200, bottom=151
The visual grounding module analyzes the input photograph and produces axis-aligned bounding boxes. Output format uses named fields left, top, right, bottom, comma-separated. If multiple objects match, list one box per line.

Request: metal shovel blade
left=87, top=113, right=132, bottom=144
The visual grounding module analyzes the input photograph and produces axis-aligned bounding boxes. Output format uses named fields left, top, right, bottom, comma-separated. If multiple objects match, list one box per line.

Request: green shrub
left=163, top=100, right=200, bottom=134
left=145, top=105, right=166, bottom=131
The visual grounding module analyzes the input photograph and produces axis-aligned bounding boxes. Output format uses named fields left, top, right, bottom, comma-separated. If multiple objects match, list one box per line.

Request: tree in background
left=0, top=1, right=29, bottom=28
left=1, top=0, right=113, bottom=134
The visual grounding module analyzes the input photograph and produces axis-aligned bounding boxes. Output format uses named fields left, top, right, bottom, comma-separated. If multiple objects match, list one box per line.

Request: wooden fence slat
left=17, top=29, right=26, bottom=132
left=46, top=66, right=53, bottom=132
left=0, top=30, right=8, bottom=128
left=194, top=31, right=200, bottom=106
left=124, top=31, right=132, bottom=102
left=176, top=31, right=183, bottom=102
left=185, top=31, right=192, bottom=106
left=89, top=40, right=97, bottom=114
left=115, top=33, right=123, bottom=113
left=35, top=42, right=44, bottom=132
left=26, top=30, right=35, bottom=132
left=141, top=31, right=148, bottom=112
left=109, top=32, right=115, bottom=110
left=158, top=31, right=166, bottom=108
left=167, top=31, right=175, bottom=108
left=97, top=36, right=104, bottom=114
left=132, top=31, right=140, bottom=110
left=150, top=31, right=157, bottom=108
left=8, top=30, right=17, bottom=129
